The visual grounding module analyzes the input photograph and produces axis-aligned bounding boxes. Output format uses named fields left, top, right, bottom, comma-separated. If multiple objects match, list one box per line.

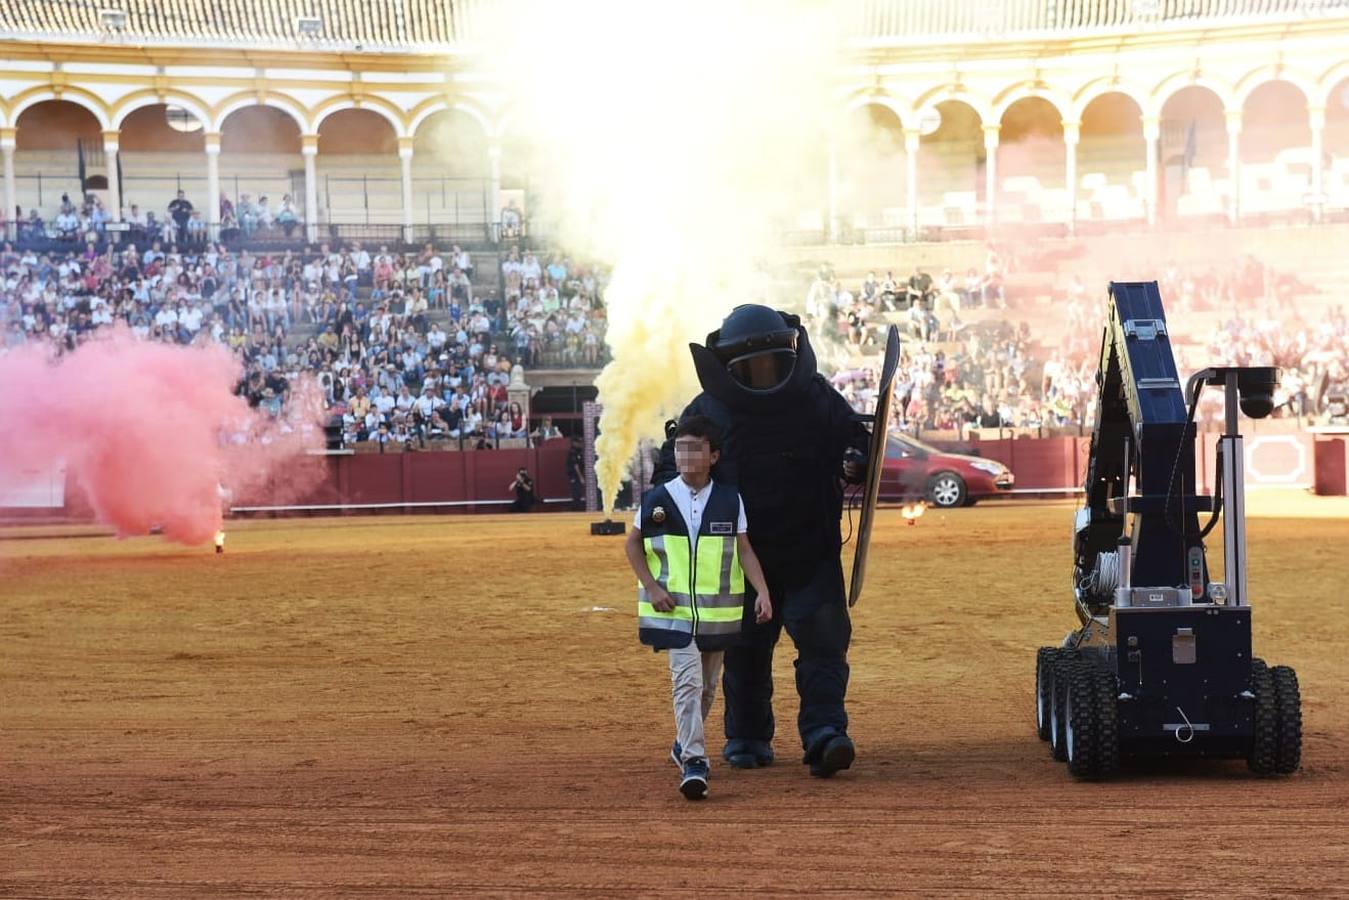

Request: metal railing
left=525, top=348, right=610, bottom=369
left=322, top=174, right=491, bottom=226
left=319, top=222, right=506, bottom=247
left=1, top=221, right=507, bottom=252
left=18, top=172, right=493, bottom=230
left=409, top=223, right=501, bottom=245
left=121, top=173, right=304, bottom=210
left=9, top=206, right=1349, bottom=256
left=13, top=174, right=83, bottom=213
left=4, top=0, right=1346, bottom=52
left=854, top=0, right=1349, bottom=41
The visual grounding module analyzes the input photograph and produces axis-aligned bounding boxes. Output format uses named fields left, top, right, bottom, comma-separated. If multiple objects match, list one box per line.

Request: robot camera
left=1187, top=366, right=1281, bottom=420
left=1236, top=366, right=1279, bottom=419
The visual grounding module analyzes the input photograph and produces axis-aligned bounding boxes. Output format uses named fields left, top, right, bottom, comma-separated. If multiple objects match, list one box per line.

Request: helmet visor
left=727, top=348, right=797, bottom=392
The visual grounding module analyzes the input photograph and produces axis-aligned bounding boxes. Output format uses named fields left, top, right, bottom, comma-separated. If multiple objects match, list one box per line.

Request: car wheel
left=926, top=471, right=966, bottom=508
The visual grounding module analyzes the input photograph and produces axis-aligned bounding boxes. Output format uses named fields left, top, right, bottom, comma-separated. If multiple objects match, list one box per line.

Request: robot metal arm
left=1073, top=283, right=1271, bottom=617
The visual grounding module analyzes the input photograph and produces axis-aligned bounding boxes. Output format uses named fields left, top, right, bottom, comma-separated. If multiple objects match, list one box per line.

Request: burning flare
left=901, top=502, right=927, bottom=525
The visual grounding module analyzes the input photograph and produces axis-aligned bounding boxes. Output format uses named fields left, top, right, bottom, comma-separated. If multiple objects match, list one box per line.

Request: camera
left=1237, top=367, right=1279, bottom=419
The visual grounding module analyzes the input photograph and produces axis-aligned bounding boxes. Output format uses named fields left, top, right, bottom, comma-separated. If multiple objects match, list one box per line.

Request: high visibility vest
left=637, top=482, right=746, bottom=651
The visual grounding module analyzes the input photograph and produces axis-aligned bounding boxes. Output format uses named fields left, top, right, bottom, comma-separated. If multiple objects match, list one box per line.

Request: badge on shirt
left=709, top=521, right=733, bottom=535
left=652, top=506, right=666, bottom=524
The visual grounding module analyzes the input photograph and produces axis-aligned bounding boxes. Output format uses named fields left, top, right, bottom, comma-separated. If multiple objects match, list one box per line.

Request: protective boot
left=803, top=731, right=854, bottom=778
left=723, top=738, right=775, bottom=769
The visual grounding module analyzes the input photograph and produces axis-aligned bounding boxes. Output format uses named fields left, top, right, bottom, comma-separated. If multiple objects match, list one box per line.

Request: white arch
left=111, top=93, right=212, bottom=131
left=1147, top=74, right=1237, bottom=119
left=1070, top=81, right=1149, bottom=122
left=839, top=92, right=910, bottom=130
left=312, top=98, right=407, bottom=139
left=1316, top=61, right=1349, bottom=109
left=911, top=86, right=992, bottom=127
left=991, top=87, right=1071, bottom=124
left=9, top=88, right=111, bottom=130
left=212, top=93, right=311, bottom=134
left=1233, top=70, right=1317, bottom=110
left=409, top=100, right=493, bottom=140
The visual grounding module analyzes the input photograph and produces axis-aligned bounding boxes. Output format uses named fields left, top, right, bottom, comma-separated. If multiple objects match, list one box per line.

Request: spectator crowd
left=1, top=193, right=613, bottom=448
left=8, top=188, right=1345, bottom=449
left=811, top=247, right=1349, bottom=435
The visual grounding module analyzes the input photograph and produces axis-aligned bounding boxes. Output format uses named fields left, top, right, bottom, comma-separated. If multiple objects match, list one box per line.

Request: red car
left=879, top=432, right=1015, bottom=507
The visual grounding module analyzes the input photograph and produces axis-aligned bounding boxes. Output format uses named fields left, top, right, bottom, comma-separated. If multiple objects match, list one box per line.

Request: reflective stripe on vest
left=639, top=529, right=744, bottom=638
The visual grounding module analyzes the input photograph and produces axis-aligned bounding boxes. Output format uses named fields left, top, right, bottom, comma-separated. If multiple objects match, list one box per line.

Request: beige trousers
left=669, top=642, right=725, bottom=764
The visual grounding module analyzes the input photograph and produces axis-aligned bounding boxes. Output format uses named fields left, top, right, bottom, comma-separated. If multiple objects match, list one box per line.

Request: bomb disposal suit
left=654, top=304, right=869, bottom=777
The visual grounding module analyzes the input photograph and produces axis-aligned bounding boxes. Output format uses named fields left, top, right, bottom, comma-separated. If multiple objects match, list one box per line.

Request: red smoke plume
left=0, top=329, right=326, bottom=544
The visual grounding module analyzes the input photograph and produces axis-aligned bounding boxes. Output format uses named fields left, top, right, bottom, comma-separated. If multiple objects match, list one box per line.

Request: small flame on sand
left=901, top=502, right=927, bottom=525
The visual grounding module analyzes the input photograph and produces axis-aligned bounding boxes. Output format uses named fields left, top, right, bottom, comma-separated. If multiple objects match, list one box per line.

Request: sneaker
left=679, top=757, right=709, bottom=800
left=808, top=734, right=856, bottom=778
left=670, top=740, right=683, bottom=768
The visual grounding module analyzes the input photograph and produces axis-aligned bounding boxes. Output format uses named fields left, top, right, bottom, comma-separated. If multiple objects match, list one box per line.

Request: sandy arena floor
left=2, top=498, right=1348, bottom=897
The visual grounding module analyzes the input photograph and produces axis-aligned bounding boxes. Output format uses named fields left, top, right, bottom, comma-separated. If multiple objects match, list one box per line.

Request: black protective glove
left=842, top=446, right=867, bottom=484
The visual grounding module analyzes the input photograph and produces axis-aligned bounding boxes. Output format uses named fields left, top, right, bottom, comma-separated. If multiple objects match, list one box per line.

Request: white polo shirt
left=635, top=476, right=748, bottom=543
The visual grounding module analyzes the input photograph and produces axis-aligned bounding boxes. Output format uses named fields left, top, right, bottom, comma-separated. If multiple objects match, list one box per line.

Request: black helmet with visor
left=714, top=304, right=799, bottom=393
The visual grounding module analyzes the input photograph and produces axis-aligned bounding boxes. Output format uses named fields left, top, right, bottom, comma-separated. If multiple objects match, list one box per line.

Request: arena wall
left=940, top=432, right=1322, bottom=496
left=9, top=442, right=578, bottom=525
left=235, top=440, right=576, bottom=515
left=5, top=434, right=1333, bottom=528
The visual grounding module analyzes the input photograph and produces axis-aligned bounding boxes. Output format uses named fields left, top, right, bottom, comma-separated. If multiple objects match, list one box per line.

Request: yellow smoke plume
left=476, top=0, right=843, bottom=510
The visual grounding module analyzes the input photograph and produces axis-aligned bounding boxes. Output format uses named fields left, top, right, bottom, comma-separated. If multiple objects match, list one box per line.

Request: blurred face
left=674, top=435, right=717, bottom=482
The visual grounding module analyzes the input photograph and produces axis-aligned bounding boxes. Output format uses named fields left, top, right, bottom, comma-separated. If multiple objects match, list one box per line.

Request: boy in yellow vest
left=624, top=414, right=772, bottom=800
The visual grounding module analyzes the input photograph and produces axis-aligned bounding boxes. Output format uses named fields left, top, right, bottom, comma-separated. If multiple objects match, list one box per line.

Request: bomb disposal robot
left=1036, top=282, right=1302, bottom=779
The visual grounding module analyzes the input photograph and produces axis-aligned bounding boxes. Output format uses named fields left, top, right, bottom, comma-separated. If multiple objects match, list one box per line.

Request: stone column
left=1062, top=119, right=1080, bottom=233
left=301, top=133, right=319, bottom=243
left=826, top=136, right=839, bottom=242
left=904, top=128, right=920, bottom=236
left=398, top=136, right=414, bottom=244
left=487, top=140, right=502, bottom=241
left=205, top=131, right=221, bottom=241
left=1143, top=114, right=1160, bottom=226
left=1225, top=108, right=1243, bottom=225
left=1309, top=104, right=1326, bottom=223
left=983, top=124, right=1000, bottom=227
left=102, top=129, right=121, bottom=222
left=1, top=127, right=16, bottom=242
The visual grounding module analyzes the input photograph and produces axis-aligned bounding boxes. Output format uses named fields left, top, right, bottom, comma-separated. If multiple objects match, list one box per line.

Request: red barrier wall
left=246, top=431, right=1324, bottom=514
left=933, top=432, right=1317, bottom=495
left=8, top=433, right=1333, bottom=526
left=275, top=441, right=575, bottom=514
left=944, top=437, right=1088, bottom=491
left=1313, top=436, right=1347, bottom=496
